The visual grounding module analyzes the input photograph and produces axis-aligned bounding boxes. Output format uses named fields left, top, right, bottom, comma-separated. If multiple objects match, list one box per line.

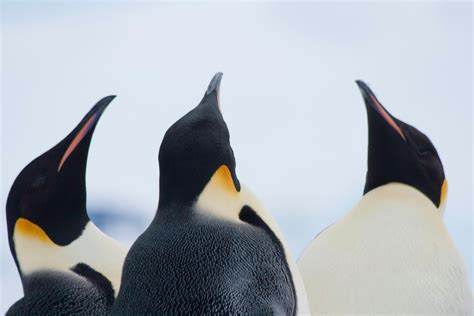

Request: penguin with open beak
left=112, top=73, right=309, bottom=315
left=298, top=81, right=472, bottom=314
left=6, top=96, right=128, bottom=315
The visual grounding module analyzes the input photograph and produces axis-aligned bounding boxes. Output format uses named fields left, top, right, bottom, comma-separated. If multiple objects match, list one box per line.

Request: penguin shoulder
left=7, top=265, right=115, bottom=315
left=13, top=219, right=127, bottom=295
left=239, top=186, right=311, bottom=316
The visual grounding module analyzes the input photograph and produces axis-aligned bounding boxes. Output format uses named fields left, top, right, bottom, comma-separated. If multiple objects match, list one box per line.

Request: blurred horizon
left=1, top=2, right=472, bottom=312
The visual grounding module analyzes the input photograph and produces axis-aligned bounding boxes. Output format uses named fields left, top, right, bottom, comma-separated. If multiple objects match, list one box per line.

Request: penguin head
left=356, top=80, right=446, bottom=209
left=158, top=73, right=241, bottom=209
left=6, top=96, right=115, bottom=272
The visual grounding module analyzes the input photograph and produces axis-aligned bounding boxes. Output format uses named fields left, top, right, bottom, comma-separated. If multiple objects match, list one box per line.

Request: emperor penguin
left=298, top=80, right=472, bottom=315
left=112, top=73, right=309, bottom=315
left=6, top=96, right=128, bottom=315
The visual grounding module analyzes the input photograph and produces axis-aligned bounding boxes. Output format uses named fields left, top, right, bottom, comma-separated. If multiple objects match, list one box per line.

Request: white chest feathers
left=298, top=183, right=472, bottom=315
left=13, top=219, right=128, bottom=295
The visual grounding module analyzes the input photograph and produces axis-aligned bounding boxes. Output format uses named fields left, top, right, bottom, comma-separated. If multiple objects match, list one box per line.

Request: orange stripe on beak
left=370, top=95, right=406, bottom=141
left=57, top=113, right=99, bottom=172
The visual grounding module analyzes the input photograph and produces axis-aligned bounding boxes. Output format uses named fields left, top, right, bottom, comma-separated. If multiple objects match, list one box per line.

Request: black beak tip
left=206, top=72, right=223, bottom=96
left=355, top=80, right=371, bottom=98
left=355, top=79, right=366, bottom=87
left=98, top=95, right=116, bottom=107
left=92, top=95, right=116, bottom=115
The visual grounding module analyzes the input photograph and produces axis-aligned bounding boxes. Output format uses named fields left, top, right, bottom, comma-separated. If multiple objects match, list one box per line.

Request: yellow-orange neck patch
left=440, top=179, right=448, bottom=207
left=213, top=165, right=239, bottom=194
left=15, top=218, right=52, bottom=244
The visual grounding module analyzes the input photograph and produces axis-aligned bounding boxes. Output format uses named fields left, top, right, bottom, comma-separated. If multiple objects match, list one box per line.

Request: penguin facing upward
left=112, top=73, right=309, bottom=315
left=6, top=96, right=128, bottom=315
left=298, top=81, right=472, bottom=315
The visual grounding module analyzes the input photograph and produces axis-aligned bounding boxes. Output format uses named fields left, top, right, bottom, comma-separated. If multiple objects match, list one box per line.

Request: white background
left=1, top=2, right=472, bottom=312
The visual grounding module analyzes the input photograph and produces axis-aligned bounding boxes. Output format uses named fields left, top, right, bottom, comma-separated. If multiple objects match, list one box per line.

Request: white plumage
left=298, top=183, right=472, bottom=315
left=14, top=221, right=127, bottom=295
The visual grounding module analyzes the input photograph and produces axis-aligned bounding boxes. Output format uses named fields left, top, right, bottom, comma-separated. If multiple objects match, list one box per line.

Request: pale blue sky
left=1, top=2, right=472, bottom=311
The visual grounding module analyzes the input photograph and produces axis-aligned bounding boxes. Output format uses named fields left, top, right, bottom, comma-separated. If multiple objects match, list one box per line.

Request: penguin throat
left=13, top=221, right=127, bottom=295
left=194, top=165, right=242, bottom=222
left=14, top=218, right=53, bottom=244
left=359, top=183, right=440, bottom=214
left=210, top=165, right=239, bottom=194
left=158, top=164, right=239, bottom=212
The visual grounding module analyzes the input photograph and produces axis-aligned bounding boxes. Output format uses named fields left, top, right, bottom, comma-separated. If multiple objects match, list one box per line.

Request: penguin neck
left=157, top=173, right=207, bottom=213
left=355, top=183, right=441, bottom=217
left=7, top=208, right=89, bottom=281
left=13, top=220, right=127, bottom=296
left=157, top=165, right=240, bottom=217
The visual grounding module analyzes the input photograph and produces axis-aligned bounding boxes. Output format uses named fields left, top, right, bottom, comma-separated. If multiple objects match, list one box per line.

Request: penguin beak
left=203, top=72, right=223, bottom=112
left=356, top=80, right=406, bottom=141
left=57, top=95, right=115, bottom=172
